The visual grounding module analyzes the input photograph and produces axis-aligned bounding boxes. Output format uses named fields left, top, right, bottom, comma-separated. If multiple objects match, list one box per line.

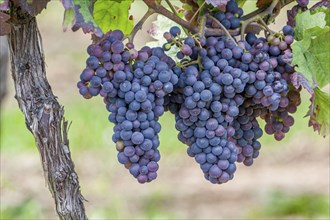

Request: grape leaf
left=237, top=0, right=247, bottom=8
left=62, top=8, right=75, bottom=32
left=0, top=0, right=9, bottom=10
left=325, top=7, right=330, bottom=25
left=93, top=0, right=134, bottom=35
left=12, top=0, right=50, bottom=16
left=292, top=9, right=330, bottom=137
left=294, top=10, right=326, bottom=41
left=312, top=6, right=330, bottom=26
left=183, top=3, right=193, bottom=11
left=0, top=11, right=10, bottom=35
left=290, top=72, right=314, bottom=94
left=307, top=87, right=330, bottom=137
left=292, top=26, right=330, bottom=88
left=177, top=8, right=185, bottom=19
left=60, top=0, right=103, bottom=37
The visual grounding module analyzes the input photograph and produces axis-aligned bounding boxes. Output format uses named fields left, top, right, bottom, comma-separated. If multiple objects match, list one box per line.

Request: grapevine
left=1, top=0, right=328, bottom=218
left=0, top=0, right=330, bottom=198
left=72, top=0, right=330, bottom=185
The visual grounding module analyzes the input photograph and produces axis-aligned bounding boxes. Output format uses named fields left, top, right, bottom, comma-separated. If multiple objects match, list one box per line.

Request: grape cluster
left=263, top=89, right=301, bottom=141
left=108, top=48, right=178, bottom=183
left=244, top=26, right=301, bottom=140
left=173, top=65, right=238, bottom=184
left=77, top=30, right=130, bottom=98
left=77, top=30, right=178, bottom=183
left=77, top=1, right=303, bottom=185
left=160, top=23, right=301, bottom=181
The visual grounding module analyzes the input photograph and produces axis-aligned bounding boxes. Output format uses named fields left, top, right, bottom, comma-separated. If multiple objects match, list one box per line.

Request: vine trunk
left=8, top=8, right=88, bottom=220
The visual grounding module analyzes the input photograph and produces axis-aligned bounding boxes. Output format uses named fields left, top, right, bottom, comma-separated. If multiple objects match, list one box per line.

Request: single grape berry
left=169, top=26, right=181, bottom=37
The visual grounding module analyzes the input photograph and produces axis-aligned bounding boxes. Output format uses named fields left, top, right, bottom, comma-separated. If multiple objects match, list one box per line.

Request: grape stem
left=132, top=0, right=295, bottom=42
left=142, top=0, right=238, bottom=37
left=206, top=14, right=238, bottom=46
left=242, top=0, right=295, bottom=21
left=164, top=0, right=176, bottom=15
left=240, top=0, right=297, bottom=39
left=164, top=0, right=189, bottom=35
left=196, top=15, right=206, bottom=71
left=128, top=8, right=155, bottom=43
left=257, top=17, right=276, bottom=35
left=198, top=15, right=207, bottom=38
left=189, top=1, right=206, bottom=23
left=178, top=60, right=200, bottom=68
left=240, top=0, right=280, bottom=40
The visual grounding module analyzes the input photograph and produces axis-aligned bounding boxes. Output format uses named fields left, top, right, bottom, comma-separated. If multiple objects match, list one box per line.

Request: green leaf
left=311, top=6, right=330, bottom=27
left=237, top=0, right=247, bottom=8
left=93, top=0, right=134, bottom=35
left=294, top=10, right=326, bottom=41
left=177, top=9, right=184, bottom=19
left=293, top=8, right=330, bottom=138
left=326, top=8, right=330, bottom=26
left=72, top=0, right=103, bottom=35
left=183, top=4, right=193, bottom=11
left=196, top=0, right=205, bottom=7
left=292, top=26, right=330, bottom=88
left=307, top=87, right=330, bottom=137
left=60, top=0, right=103, bottom=36
left=62, top=8, right=75, bottom=32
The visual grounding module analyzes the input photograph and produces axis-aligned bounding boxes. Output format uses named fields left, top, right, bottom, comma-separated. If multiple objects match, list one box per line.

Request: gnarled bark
left=8, top=8, right=88, bottom=220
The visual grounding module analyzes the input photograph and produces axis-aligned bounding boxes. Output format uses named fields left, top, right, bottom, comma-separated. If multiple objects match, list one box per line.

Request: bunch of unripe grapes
left=77, top=0, right=302, bottom=184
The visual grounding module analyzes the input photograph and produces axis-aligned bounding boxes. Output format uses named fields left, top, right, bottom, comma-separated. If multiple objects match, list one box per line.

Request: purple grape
left=169, top=26, right=181, bottom=37
left=297, top=0, right=309, bottom=8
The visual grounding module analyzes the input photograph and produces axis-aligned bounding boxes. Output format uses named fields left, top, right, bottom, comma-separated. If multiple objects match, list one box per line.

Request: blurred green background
left=1, top=1, right=329, bottom=219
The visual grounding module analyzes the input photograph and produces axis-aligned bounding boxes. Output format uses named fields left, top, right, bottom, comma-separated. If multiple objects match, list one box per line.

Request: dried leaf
left=256, top=0, right=272, bottom=9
